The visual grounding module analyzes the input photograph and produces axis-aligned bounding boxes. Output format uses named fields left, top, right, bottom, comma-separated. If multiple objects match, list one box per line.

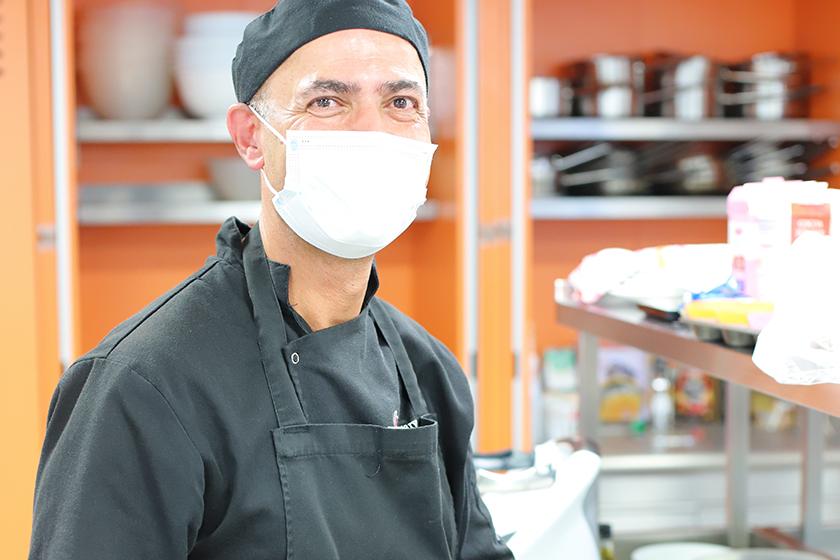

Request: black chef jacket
left=29, top=218, right=513, bottom=560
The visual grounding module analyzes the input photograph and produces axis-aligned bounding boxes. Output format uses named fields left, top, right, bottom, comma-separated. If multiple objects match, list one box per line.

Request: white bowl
left=79, top=42, right=171, bottom=69
left=79, top=46, right=172, bottom=119
left=175, top=36, right=240, bottom=68
left=208, top=158, right=260, bottom=200
left=80, top=4, right=175, bottom=46
left=184, top=11, right=258, bottom=37
left=175, top=67, right=235, bottom=118
left=81, top=64, right=172, bottom=119
left=78, top=30, right=175, bottom=52
left=633, top=543, right=732, bottom=560
left=79, top=3, right=175, bottom=119
left=81, top=3, right=175, bottom=29
left=173, top=35, right=239, bottom=117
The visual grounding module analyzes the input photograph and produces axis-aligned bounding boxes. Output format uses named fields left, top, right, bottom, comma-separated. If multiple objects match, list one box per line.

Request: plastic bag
left=567, top=244, right=732, bottom=307
left=752, top=233, right=840, bottom=385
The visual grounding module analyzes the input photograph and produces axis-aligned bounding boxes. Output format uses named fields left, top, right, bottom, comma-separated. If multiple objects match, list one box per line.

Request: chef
left=29, top=1, right=513, bottom=559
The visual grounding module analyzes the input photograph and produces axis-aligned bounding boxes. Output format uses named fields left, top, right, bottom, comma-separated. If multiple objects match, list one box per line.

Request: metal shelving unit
left=78, top=183, right=440, bottom=225
left=531, top=195, right=726, bottom=220
left=529, top=118, right=840, bottom=220
left=554, top=287, right=840, bottom=554
left=532, top=118, right=840, bottom=142
left=77, top=116, right=230, bottom=143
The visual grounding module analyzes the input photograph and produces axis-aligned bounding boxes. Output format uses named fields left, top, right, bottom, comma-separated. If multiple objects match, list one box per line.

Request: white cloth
left=753, top=233, right=840, bottom=385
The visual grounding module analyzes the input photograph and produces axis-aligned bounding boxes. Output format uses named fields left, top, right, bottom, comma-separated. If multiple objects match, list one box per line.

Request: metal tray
left=680, top=317, right=760, bottom=348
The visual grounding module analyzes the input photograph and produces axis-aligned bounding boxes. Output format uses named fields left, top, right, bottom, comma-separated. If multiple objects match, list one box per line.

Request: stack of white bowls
left=175, top=12, right=257, bottom=118
left=79, top=2, right=176, bottom=119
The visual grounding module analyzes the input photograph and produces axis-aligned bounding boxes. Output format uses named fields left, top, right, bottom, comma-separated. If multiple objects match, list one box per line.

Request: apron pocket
left=272, top=418, right=455, bottom=560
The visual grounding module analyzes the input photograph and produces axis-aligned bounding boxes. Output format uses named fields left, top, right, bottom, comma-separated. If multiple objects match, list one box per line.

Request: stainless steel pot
left=642, top=144, right=730, bottom=194
left=719, top=52, right=817, bottom=119
left=531, top=156, right=557, bottom=197
left=574, top=55, right=646, bottom=118
left=530, top=76, right=574, bottom=118
left=725, top=140, right=840, bottom=183
left=554, top=145, right=647, bottom=195
left=648, top=55, right=721, bottom=119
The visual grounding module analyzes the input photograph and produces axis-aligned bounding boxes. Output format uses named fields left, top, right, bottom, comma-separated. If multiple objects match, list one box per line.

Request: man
left=30, top=1, right=513, bottom=558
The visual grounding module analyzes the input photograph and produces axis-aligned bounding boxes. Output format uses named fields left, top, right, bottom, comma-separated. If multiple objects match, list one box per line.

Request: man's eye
left=392, top=97, right=415, bottom=110
left=311, top=98, right=335, bottom=109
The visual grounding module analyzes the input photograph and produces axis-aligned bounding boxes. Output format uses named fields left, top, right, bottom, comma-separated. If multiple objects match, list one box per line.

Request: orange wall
left=407, top=1, right=460, bottom=359
left=1, top=1, right=56, bottom=556
left=532, top=0, right=796, bottom=75
left=794, top=0, right=840, bottom=122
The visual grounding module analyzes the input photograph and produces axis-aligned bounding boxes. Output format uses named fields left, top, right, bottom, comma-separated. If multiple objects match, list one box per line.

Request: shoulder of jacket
left=82, top=258, right=233, bottom=363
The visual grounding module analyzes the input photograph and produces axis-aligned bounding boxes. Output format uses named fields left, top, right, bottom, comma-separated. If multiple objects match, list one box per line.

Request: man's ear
left=226, top=103, right=265, bottom=171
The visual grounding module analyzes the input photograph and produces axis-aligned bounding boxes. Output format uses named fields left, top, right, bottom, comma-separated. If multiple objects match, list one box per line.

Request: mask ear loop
left=248, top=105, right=286, bottom=197
left=259, top=169, right=279, bottom=197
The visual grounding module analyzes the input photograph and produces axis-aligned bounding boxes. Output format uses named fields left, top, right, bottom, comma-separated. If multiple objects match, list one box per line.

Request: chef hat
left=231, top=0, right=430, bottom=103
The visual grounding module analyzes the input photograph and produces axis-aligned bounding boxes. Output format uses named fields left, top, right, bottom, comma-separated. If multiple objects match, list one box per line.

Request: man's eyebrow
left=298, top=79, right=360, bottom=97
left=378, top=79, right=424, bottom=96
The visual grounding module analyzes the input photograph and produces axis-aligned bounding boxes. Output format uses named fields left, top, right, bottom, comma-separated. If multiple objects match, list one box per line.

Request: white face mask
left=250, top=106, right=437, bottom=259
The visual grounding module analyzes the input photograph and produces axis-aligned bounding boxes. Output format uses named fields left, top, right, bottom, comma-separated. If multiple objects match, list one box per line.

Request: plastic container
left=727, top=177, right=833, bottom=301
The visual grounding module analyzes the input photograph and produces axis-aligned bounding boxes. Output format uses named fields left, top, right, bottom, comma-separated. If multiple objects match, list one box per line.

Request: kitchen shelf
left=79, top=183, right=440, bottom=225
left=553, top=291, right=840, bottom=417
left=531, top=195, right=727, bottom=220
left=77, top=116, right=230, bottom=143
left=598, top=423, right=840, bottom=473
left=532, top=118, right=840, bottom=142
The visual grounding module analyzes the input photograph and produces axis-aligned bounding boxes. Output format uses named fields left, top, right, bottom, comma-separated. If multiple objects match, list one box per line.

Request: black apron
left=243, top=223, right=457, bottom=560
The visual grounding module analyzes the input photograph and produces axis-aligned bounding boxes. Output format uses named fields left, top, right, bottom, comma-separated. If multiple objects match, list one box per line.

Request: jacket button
left=290, top=352, right=300, bottom=365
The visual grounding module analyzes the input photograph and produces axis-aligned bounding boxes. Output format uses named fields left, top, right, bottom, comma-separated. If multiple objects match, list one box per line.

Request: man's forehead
left=294, top=77, right=425, bottom=96
left=262, top=29, right=427, bottom=101
left=302, top=28, right=419, bottom=54
left=286, top=29, right=424, bottom=75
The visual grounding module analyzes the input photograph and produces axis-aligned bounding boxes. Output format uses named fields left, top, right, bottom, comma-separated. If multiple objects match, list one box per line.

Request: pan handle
left=718, top=84, right=823, bottom=106
left=720, top=66, right=807, bottom=84
left=550, top=143, right=613, bottom=172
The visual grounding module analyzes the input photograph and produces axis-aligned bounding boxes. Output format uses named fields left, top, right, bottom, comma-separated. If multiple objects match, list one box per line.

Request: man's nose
left=347, top=101, right=388, bottom=132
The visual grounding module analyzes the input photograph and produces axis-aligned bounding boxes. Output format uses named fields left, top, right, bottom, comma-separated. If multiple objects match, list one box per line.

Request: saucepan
left=719, top=52, right=819, bottom=119
left=572, top=54, right=647, bottom=118
left=641, top=143, right=731, bottom=194
left=530, top=76, right=575, bottom=118
left=644, top=54, right=721, bottom=119
left=726, top=140, right=840, bottom=183
left=552, top=143, right=648, bottom=195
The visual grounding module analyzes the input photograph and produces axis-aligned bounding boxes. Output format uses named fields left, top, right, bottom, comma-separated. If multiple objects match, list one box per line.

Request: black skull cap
left=232, top=0, right=430, bottom=103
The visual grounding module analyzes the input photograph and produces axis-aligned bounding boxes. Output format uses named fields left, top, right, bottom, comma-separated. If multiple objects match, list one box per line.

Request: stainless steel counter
left=554, top=283, right=839, bottom=554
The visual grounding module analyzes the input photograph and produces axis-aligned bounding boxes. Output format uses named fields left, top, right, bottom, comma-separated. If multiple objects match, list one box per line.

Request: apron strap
left=242, top=222, right=308, bottom=427
left=370, top=298, right=430, bottom=418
